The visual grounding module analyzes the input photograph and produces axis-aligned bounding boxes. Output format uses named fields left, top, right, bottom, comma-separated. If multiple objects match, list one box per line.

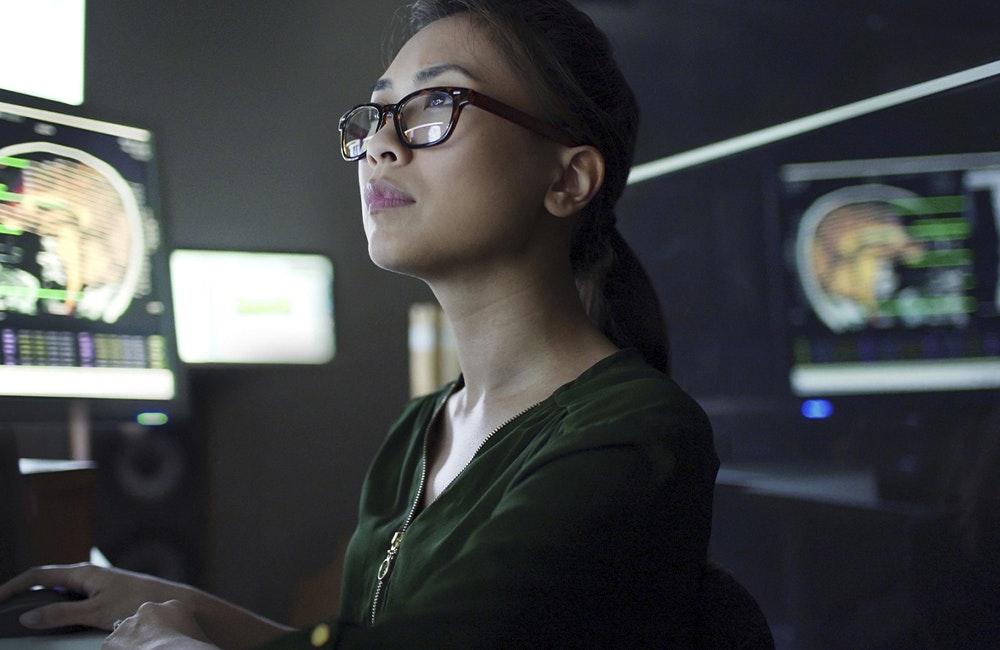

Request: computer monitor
left=777, top=152, right=1000, bottom=396
left=0, top=100, right=185, bottom=426
left=169, top=249, right=335, bottom=366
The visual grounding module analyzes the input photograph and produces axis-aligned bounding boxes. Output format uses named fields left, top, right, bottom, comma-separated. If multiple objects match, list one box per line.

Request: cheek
left=357, top=163, right=367, bottom=205
left=358, top=164, right=373, bottom=233
left=437, top=163, right=554, bottom=259
left=441, top=129, right=554, bottom=210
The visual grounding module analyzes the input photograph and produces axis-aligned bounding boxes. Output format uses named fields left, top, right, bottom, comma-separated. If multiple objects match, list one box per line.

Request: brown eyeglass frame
left=338, top=86, right=578, bottom=161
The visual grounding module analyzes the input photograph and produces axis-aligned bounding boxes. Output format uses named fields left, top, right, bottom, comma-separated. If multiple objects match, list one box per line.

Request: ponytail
left=577, top=229, right=670, bottom=375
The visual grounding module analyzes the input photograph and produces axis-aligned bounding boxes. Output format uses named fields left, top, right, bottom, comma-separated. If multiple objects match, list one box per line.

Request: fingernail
left=20, top=610, right=41, bottom=626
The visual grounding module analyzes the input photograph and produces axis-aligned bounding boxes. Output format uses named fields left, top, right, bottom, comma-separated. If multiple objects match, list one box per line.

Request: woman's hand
left=0, top=562, right=187, bottom=632
left=1, top=561, right=296, bottom=648
left=103, top=599, right=218, bottom=650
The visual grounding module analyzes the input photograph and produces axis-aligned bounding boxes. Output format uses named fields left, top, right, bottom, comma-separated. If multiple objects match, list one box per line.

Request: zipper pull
left=378, top=531, right=405, bottom=580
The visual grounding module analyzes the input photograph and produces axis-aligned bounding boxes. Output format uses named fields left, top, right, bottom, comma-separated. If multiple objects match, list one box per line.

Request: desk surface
left=0, top=633, right=104, bottom=649
left=717, top=463, right=879, bottom=507
left=716, top=462, right=936, bottom=516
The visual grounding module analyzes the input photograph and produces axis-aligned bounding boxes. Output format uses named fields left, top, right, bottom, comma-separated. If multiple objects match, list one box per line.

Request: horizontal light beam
left=627, top=59, right=1000, bottom=185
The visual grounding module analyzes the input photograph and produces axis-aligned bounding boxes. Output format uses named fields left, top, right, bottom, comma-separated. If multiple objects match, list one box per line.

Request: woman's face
left=357, top=14, right=566, bottom=281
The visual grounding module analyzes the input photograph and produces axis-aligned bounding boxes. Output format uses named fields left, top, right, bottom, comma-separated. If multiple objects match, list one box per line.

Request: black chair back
left=695, top=562, right=775, bottom=649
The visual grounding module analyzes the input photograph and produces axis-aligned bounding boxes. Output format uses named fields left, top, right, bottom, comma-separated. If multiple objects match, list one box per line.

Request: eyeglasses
left=338, top=86, right=578, bottom=161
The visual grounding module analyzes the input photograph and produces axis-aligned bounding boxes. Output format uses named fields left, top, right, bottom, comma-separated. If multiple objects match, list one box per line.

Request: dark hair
left=400, top=0, right=669, bottom=374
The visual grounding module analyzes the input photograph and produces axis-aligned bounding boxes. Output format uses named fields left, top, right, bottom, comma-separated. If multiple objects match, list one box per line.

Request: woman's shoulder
left=553, top=348, right=708, bottom=424
left=532, top=347, right=718, bottom=482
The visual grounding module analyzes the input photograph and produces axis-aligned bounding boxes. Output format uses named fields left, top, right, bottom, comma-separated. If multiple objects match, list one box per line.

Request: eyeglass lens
left=342, top=90, right=455, bottom=159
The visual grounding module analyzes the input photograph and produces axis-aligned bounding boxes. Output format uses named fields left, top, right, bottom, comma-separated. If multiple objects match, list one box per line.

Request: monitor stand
left=68, top=400, right=92, bottom=462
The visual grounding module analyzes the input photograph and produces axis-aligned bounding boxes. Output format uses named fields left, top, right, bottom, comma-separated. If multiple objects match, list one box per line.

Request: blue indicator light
left=801, top=399, right=833, bottom=419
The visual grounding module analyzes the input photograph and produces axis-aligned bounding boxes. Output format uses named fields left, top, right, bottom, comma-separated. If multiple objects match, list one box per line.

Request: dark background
left=3, top=1, right=999, bottom=647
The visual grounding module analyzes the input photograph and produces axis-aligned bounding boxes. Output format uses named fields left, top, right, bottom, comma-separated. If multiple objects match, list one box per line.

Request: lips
left=364, top=180, right=415, bottom=213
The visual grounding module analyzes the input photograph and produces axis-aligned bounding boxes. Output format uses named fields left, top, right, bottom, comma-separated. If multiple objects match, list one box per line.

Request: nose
left=365, top=107, right=408, bottom=165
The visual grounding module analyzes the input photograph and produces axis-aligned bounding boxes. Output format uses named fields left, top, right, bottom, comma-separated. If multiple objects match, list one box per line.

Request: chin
left=367, top=242, right=422, bottom=277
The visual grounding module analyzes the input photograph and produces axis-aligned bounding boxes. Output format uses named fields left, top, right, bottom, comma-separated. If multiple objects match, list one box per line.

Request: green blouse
left=258, top=349, right=718, bottom=648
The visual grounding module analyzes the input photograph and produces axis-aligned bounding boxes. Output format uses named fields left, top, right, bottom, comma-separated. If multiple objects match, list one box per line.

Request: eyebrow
left=371, top=63, right=481, bottom=93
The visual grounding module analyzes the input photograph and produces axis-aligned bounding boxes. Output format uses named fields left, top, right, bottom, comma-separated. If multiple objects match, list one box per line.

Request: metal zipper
left=368, top=389, right=544, bottom=625
left=369, top=387, right=450, bottom=625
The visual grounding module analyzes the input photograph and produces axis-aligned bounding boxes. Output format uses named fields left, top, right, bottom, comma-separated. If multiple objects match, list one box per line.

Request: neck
left=429, top=265, right=617, bottom=410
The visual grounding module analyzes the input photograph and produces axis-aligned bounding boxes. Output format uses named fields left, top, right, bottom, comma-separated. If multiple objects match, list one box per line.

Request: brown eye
left=399, top=91, right=453, bottom=145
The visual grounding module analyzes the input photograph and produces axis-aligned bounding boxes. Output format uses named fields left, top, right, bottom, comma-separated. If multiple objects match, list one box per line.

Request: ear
left=544, top=145, right=605, bottom=218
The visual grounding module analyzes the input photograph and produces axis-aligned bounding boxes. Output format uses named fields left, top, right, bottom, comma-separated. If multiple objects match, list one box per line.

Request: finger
left=16, top=600, right=87, bottom=630
left=0, top=567, right=60, bottom=600
left=0, top=563, right=93, bottom=600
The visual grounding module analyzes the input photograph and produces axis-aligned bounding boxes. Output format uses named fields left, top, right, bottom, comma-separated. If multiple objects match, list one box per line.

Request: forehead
left=376, top=14, right=520, bottom=98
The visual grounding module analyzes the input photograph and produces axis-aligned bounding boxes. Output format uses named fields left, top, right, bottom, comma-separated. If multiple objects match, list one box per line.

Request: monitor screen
left=778, top=152, right=1000, bottom=395
left=170, top=249, right=335, bottom=365
left=0, top=0, right=85, bottom=106
left=0, top=101, right=184, bottom=425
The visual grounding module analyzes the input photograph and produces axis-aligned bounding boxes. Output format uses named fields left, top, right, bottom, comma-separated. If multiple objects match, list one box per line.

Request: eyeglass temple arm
left=467, top=90, right=579, bottom=147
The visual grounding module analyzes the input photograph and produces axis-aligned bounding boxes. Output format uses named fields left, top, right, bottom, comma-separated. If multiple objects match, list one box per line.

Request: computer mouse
left=0, top=587, right=91, bottom=638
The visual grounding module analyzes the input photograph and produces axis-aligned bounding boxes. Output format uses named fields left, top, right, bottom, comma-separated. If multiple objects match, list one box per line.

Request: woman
left=0, top=1, right=719, bottom=647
